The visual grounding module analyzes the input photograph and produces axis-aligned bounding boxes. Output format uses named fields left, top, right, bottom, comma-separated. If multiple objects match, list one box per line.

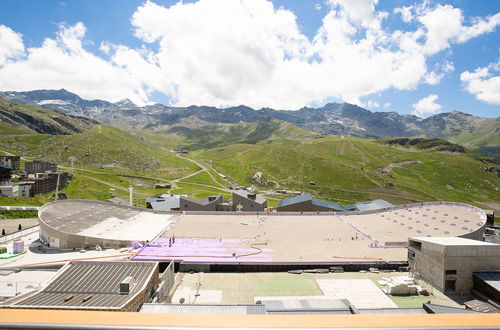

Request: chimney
left=119, top=276, right=135, bottom=295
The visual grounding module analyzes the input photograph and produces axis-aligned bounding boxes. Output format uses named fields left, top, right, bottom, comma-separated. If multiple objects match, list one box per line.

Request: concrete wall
left=179, top=195, right=222, bottom=211
left=124, top=263, right=159, bottom=312
left=408, top=240, right=446, bottom=292
left=276, top=200, right=333, bottom=212
left=39, top=222, right=132, bottom=249
left=409, top=239, right=500, bottom=293
left=232, top=193, right=266, bottom=212
left=37, top=200, right=171, bottom=249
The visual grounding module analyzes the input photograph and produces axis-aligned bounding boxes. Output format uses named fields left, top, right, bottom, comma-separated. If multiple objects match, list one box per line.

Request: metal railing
left=0, top=226, right=39, bottom=244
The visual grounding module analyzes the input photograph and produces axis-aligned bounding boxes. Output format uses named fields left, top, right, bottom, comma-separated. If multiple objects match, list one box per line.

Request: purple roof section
left=132, top=237, right=273, bottom=263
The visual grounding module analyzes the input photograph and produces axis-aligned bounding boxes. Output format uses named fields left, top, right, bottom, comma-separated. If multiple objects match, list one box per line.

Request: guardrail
left=0, top=226, right=39, bottom=244
left=0, top=206, right=40, bottom=211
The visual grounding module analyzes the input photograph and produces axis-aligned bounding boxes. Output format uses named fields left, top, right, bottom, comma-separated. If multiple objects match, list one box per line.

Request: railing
left=0, top=206, right=40, bottom=211
left=0, top=226, right=39, bottom=244
left=0, top=280, right=41, bottom=297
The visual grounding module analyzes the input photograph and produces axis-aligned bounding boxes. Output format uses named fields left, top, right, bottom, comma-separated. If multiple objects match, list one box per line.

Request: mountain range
left=1, top=89, right=498, bottom=158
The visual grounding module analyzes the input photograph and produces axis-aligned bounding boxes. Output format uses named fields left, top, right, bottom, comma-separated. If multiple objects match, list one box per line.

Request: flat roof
left=410, top=237, right=497, bottom=246
left=133, top=203, right=486, bottom=263
left=140, top=304, right=266, bottom=314
left=1, top=261, right=158, bottom=310
left=39, top=200, right=176, bottom=241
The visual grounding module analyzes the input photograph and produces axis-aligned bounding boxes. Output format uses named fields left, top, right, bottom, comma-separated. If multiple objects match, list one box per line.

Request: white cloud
left=365, top=100, right=380, bottom=109
left=394, top=6, right=414, bottom=23
left=0, top=25, right=25, bottom=65
left=0, top=0, right=499, bottom=109
left=0, top=23, right=160, bottom=105
left=127, top=0, right=500, bottom=108
left=424, top=60, right=454, bottom=85
left=460, top=60, right=500, bottom=105
left=412, top=94, right=442, bottom=117
left=315, top=3, right=322, bottom=11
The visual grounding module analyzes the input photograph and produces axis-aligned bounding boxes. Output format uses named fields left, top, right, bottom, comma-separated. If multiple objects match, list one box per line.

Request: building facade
left=232, top=190, right=267, bottom=211
left=25, top=161, right=57, bottom=174
left=0, top=165, right=11, bottom=182
left=31, top=172, right=70, bottom=195
left=408, top=237, right=500, bottom=294
left=179, top=195, right=223, bottom=211
left=0, top=184, right=19, bottom=197
left=277, top=193, right=347, bottom=212
left=0, top=156, right=20, bottom=170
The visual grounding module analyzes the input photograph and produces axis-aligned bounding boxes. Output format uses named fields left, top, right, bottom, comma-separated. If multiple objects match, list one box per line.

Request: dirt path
left=180, top=182, right=233, bottom=193
left=175, top=154, right=227, bottom=188
left=474, top=201, right=500, bottom=214
left=377, top=160, right=422, bottom=177
left=173, top=169, right=205, bottom=182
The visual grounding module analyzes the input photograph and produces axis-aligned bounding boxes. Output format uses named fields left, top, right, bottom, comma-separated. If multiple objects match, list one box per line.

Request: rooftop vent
left=247, top=194, right=256, bottom=200
left=120, top=276, right=135, bottom=295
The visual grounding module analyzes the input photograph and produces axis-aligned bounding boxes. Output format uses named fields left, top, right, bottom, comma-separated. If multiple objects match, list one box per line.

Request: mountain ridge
left=1, top=89, right=499, bottom=158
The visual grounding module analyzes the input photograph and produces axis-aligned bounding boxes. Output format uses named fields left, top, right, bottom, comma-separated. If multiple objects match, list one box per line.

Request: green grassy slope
left=0, top=121, right=32, bottom=135
left=0, top=112, right=497, bottom=209
left=447, top=118, right=500, bottom=160
left=160, top=117, right=320, bottom=150
left=0, top=125, right=198, bottom=178
left=0, top=98, right=97, bottom=134
left=193, top=135, right=500, bottom=205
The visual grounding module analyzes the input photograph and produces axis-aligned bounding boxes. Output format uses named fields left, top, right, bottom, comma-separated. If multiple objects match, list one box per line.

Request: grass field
left=174, top=272, right=459, bottom=307
left=253, top=274, right=320, bottom=296
left=193, top=135, right=500, bottom=206
left=1, top=114, right=498, bottom=208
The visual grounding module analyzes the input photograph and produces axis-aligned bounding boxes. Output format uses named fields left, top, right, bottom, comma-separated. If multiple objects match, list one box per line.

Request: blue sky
left=0, top=0, right=499, bottom=118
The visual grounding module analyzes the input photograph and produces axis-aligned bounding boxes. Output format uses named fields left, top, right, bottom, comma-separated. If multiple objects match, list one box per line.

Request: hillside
left=192, top=135, right=500, bottom=206
left=161, top=117, right=320, bottom=149
left=0, top=98, right=498, bottom=209
left=447, top=117, right=500, bottom=160
left=0, top=98, right=98, bottom=135
left=0, top=125, right=198, bottom=178
left=381, top=138, right=466, bottom=153
left=2, top=89, right=498, bottom=158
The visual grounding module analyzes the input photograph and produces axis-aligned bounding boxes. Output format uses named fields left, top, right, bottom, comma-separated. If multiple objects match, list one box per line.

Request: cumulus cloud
left=365, top=100, right=380, bottom=109
left=460, top=59, right=500, bottom=105
left=0, top=25, right=25, bottom=65
left=424, top=61, right=454, bottom=85
left=0, top=0, right=499, bottom=109
left=0, top=23, right=160, bottom=105
left=412, top=94, right=442, bottom=117
left=126, top=0, right=500, bottom=108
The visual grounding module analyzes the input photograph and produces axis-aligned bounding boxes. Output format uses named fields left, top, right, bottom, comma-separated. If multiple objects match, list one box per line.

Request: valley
left=0, top=98, right=499, bottom=211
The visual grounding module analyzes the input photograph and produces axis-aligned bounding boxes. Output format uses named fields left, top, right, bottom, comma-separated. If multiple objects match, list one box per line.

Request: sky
left=0, top=0, right=499, bottom=118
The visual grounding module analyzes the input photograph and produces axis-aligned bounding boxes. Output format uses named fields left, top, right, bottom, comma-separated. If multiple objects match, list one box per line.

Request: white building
left=0, top=184, right=19, bottom=197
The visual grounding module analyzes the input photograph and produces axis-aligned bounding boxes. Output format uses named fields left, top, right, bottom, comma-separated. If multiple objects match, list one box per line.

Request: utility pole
left=55, top=172, right=61, bottom=201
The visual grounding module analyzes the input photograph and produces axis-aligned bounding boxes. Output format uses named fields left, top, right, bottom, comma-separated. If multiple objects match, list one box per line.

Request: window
left=409, top=240, right=422, bottom=251
left=445, top=269, right=457, bottom=275
left=445, top=280, right=456, bottom=292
